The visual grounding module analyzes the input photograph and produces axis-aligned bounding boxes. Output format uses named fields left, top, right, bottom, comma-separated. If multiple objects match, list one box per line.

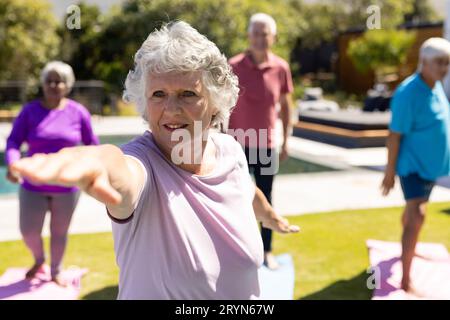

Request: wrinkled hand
left=381, top=170, right=395, bottom=196
left=9, top=147, right=122, bottom=205
left=262, top=210, right=300, bottom=234
left=6, top=166, right=21, bottom=184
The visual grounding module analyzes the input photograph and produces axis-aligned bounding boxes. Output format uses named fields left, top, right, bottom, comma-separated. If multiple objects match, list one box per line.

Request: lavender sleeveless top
left=111, top=130, right=264, bottom=299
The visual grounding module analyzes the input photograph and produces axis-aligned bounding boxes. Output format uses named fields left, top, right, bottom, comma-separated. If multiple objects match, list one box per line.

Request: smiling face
left=422, top=55, right=450, bottom=82
left=145, top=71, right=217, bottom=160
left=248, top=22, right=275, bottom=53
left=43, top=71, right=68, bottom=101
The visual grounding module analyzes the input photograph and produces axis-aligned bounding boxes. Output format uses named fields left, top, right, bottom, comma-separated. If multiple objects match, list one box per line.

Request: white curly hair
left=40, top=61, right=75, bottom=92
left=123, top=21, right=240, bottom=127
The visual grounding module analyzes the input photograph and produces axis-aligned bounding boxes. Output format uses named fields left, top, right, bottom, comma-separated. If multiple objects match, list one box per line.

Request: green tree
left=340, top=0, right=416, bottom=29
left=404, top=0, right=441, bottom=23
left=0, top=0, right=60, bottom=82
left=56, top=0, right=436, bottom=92
left=58, top=1, right=103, bottom=80
left=78, top=0, right=304, bottom=91
left=180, top=0, right=303, bottom=61
left=347, top=29, right=416, bottom=83
left=294, top=0, right=418, bottom=50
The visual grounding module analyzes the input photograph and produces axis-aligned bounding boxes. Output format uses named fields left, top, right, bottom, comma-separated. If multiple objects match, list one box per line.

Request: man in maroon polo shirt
left=227, top=13, right=294, bottom=270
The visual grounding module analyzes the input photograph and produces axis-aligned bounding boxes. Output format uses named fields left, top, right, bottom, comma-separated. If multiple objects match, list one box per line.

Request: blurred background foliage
left=347, top=29, right=417, bottom=82
left=0, top=0, right=442, bottom=101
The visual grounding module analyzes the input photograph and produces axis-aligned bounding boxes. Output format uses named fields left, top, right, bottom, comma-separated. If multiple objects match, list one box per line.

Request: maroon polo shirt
left=228, top=51, right=293, bottom=148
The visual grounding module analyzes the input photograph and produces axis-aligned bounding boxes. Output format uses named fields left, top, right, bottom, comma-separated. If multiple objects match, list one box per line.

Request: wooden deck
left=293, top=122, right=388, bottom=148
left=295, top=122, right=389, bottom=138
left=0, top=110, right=17, bottom=122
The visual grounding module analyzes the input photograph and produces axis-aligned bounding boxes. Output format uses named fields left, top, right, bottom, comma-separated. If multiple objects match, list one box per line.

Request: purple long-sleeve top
left=5, top=99, right=100, bottom=193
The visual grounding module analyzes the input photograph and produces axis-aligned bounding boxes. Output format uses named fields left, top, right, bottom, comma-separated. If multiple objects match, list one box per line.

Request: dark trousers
left=244, top=147, right=277, bottom=252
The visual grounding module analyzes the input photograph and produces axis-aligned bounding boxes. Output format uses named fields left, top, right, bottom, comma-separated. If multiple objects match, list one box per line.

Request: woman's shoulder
left=211, top=131, right=246, bottom=164
left=120, top=131, right=171, bottom=180
left=66, top=98, right=90, bottom=115
left=211, top=131, right=250, bottom=178
left=20, top=99, right=41, bottom=112
left=211, top=131, right=241, bottom=151
left=120, top=131, right=161, bottom=160
left=12, top=100, right=43, bottom=121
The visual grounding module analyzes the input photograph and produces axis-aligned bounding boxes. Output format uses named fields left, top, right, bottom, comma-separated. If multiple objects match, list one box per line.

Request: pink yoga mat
left=367, top=240, right=450, bottom=300
left=0, top=265, right=88, bottom=300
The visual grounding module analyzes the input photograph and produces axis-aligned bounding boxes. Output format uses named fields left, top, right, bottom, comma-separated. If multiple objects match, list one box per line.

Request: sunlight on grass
left=0, top=202, right=449, bottom=300
left=273, top=202, right=450, bottom=299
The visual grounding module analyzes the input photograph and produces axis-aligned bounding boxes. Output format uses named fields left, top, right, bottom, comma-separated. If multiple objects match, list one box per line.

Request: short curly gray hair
left=123, top=21, right=239, bottom=127
left=40, top=61, right=75, bottom=92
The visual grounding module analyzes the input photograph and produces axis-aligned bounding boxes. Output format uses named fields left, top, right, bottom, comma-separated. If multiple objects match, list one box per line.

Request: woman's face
left=145, top=71, right=217, bottom=160
left=43, top=71, right=68, bottom=101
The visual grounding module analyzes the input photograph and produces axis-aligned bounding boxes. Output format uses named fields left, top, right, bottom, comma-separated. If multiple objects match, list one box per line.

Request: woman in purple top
left=5, top=61, right=99, bottom=285
left=9, top=22, right=299, bottom=299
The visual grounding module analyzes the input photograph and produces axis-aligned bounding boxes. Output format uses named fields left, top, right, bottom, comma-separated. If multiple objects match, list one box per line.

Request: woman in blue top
left=381, top=37, right=450, bottom=293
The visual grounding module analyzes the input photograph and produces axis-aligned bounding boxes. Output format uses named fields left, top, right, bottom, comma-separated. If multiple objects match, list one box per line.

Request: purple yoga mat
left=367, top=240, right=450, bottom=300
left=0, top=265, right=88, bottom=300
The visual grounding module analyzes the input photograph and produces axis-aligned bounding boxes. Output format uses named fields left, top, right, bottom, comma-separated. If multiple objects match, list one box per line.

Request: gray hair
left=40, top=61, right=75, bottom=92
left=248, top=13, right=277, bottom=35
left=417, top=37, right=450, bottom=72
left=123, top=21, right=239, bottom=127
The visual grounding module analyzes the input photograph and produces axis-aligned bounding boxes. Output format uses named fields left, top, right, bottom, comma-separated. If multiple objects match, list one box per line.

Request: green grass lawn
left=0, top=202, right=449, bottom=300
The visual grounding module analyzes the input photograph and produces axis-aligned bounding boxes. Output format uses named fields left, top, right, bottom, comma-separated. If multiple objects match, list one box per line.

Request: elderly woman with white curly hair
left=5, top=61, right=99, bottom=285
left=10, top=21, right=299, bottom=299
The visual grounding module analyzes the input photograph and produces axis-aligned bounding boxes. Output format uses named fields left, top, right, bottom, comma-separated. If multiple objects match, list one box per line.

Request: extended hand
left=6, top=167, right=21, bottom=184
left=9, top=146, right=122, bottom=205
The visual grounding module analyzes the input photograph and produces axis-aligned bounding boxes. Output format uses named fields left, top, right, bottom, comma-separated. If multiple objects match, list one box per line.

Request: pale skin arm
left=10, top=144, right=300, bottom=232
left=252, top=187, right=300, bottom=234
left=6, top=166, right=21, bottom=183
left=279, top=93, right=293, bottom=162
left=381, top=131, right=401, bottom=196
left=9, top=144, right=145, bottom=220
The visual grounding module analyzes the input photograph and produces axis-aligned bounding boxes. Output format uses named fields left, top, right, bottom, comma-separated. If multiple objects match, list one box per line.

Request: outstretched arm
left=9, top=144, right=145, bottom=220
left=252, top=187, right=300, bottom=234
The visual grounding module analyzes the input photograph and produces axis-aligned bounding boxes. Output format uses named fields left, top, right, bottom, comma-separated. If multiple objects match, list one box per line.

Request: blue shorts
left=399, top=173, right=435, bottom=201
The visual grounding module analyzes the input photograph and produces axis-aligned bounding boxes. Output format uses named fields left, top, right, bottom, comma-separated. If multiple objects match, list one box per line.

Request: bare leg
left=401, top=199, right=426, bottom=291
left=48, top=191, right=80, bottom=284
left=401, top=207, right=408, bottom=228
left=19, top=188, right=49, bottom=279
